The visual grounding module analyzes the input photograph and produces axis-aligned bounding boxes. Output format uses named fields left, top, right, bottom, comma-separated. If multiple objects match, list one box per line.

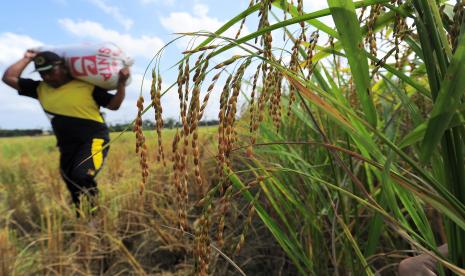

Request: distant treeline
left=0, top=119, right=219, bottom=137
left=108, top=119, right=219, bottom=132
left=0, top=129, right=46, bottom=137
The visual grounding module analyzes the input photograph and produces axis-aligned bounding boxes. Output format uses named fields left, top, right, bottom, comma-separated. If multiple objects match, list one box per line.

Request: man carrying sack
left=2, top=49, right=130, bottom=216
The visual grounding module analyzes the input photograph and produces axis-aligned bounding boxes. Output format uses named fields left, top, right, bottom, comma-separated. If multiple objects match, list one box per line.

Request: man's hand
left=24, top=49, right=37, bottom=60
left=117, top=67, right=130, bottom=85
left=2, top=49, right=38, bottom=90
left=106, top=67, right=130, bottom=110
left=399, top=244, right=448, bottom=276
left=399, top=254, right=437, bottom=276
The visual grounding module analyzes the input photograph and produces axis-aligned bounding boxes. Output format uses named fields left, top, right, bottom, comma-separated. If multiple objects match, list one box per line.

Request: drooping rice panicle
left=235, top=0, right=254, bottom=39
left=134, top=96, right=148, bottom=196
left=248, top=63, right=261, bottom=145
left=366, top=4, right=382, bottom=64
left=198, top=70, right=223, bottom=121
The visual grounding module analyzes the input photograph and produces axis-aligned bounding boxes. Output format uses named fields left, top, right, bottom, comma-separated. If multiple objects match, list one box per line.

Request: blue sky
left=0, top=0, right=329, bottom=130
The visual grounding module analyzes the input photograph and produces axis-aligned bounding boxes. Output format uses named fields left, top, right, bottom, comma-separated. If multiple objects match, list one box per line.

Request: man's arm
left=2, top=50, right=37, bottom=90
left=106, top=67, right=130, bottom=110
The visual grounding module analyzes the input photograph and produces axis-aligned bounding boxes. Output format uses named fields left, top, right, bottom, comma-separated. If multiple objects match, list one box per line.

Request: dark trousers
left=59, top=138, right=109, bottom=213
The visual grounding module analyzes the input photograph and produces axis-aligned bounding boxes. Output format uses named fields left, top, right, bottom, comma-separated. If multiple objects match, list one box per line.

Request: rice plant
left=134, top=0, right=465, bottom=274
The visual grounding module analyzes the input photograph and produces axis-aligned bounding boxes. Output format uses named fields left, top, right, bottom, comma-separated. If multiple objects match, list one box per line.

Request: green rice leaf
left=420, top=31, right=465, bottom=162
left=327, top=0, right=377, bottom=127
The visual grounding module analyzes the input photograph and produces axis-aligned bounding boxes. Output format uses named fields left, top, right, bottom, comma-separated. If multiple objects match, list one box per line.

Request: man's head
left=33, top=51, right=63, bottom=72
left=33, top=51, right=71, bottom=88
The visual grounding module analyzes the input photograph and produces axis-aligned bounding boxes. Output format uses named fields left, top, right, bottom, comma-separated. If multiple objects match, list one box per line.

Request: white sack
left=36, top=42, right=133, bottom=90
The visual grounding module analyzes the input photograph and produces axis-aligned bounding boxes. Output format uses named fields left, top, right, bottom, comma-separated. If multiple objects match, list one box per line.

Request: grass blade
left=327, top=0, right=377, bottom=126
left=420, top=31, right=465, bottom=162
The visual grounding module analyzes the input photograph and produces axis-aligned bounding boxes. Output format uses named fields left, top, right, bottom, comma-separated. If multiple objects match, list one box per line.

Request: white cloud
left=0, top=33, right=46, bottom=129
left=304, top=2, right=335, bottom=28
left=160, top=3, right=249, bottom=49
left=161, top=4, right=221, bottom=33
left=88, top=0, right=134, bottom=30
left=193, top=3, right=209, bottom=17
left=159, top=2, right=252, bottom=63
left=58, top=19, right=164, bottom=59
left=0, top=33, right=43, bottom=66
left=0, top=81, right=48, bottom=129
left=304, top=2, right=329, bottom=11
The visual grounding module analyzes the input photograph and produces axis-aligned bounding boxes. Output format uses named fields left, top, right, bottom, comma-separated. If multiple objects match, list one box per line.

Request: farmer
left=2, top=49, right=130, bottom=215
